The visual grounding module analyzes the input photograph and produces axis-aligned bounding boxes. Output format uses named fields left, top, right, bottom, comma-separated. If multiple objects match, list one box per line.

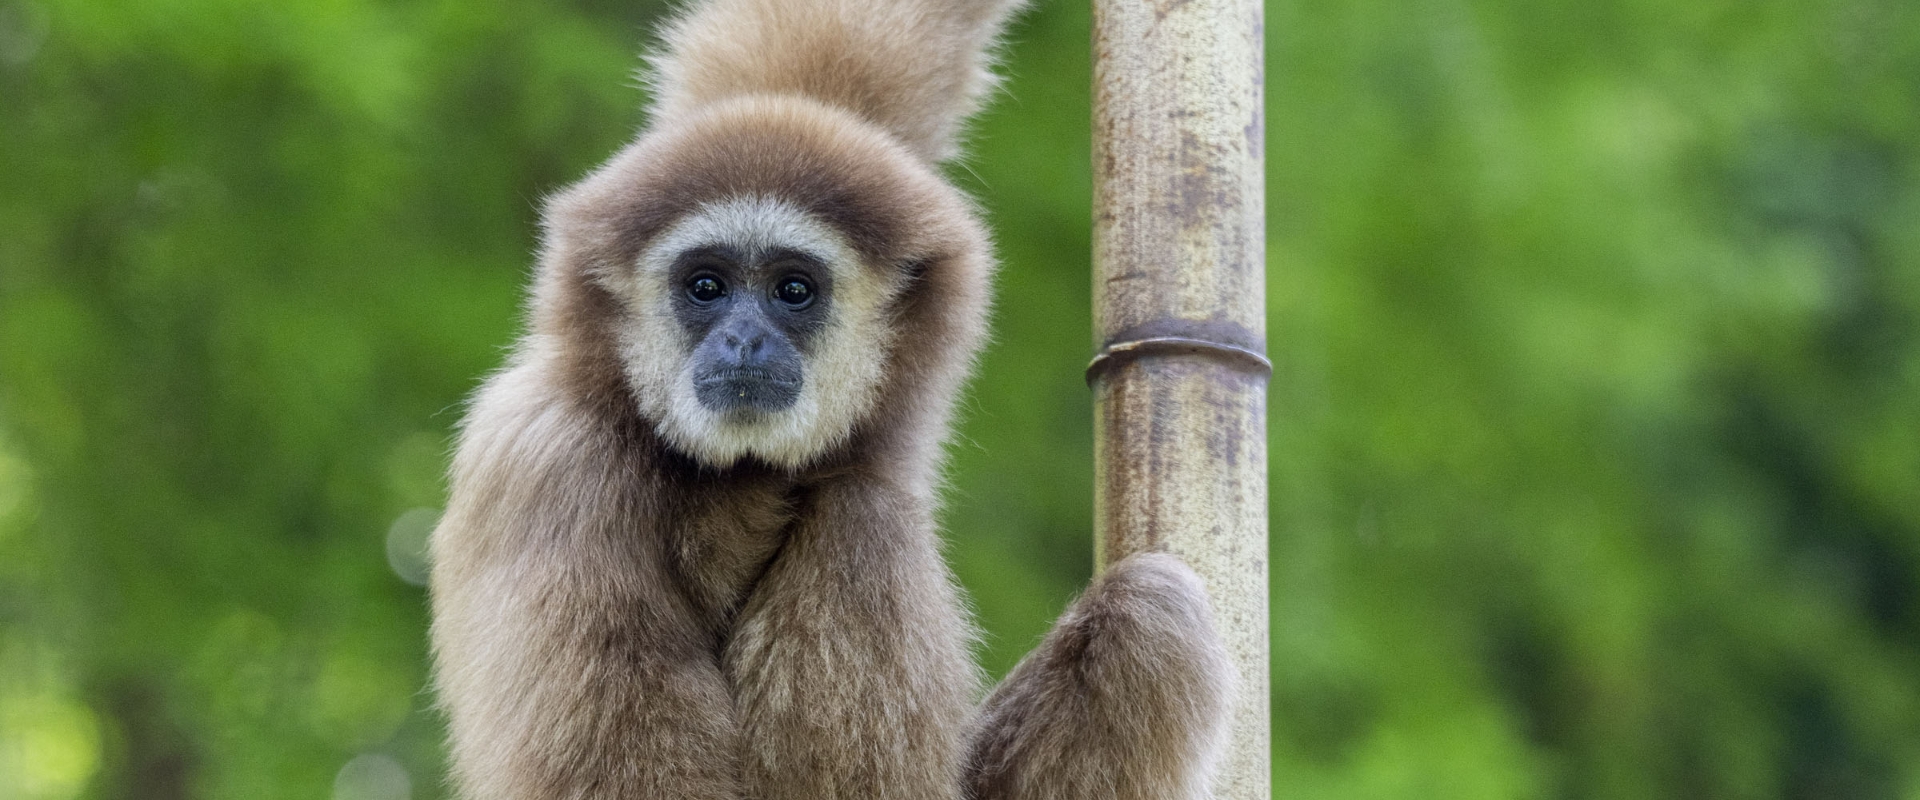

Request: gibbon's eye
left=774, top=277, right=814, bottom=308
left=687, top=275, right=726, bottom=303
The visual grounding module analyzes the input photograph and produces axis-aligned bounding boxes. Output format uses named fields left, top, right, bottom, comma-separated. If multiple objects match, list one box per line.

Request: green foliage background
left=2, top=0, right=1917, bottom=796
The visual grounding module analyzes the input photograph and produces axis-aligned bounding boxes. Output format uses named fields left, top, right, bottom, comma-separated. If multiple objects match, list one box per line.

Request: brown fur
left=966, top=554, right=1234, bottom=800
left=429, top=0, right=1231, bottom=797
left=649, top=0, right=1021, bottom=163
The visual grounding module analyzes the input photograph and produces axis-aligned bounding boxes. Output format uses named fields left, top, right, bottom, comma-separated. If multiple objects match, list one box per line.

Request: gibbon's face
left=611, top=195, right=903, bottom=469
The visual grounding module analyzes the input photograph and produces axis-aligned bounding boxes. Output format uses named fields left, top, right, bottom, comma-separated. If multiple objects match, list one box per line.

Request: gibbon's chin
left=657, top=390, right=835, bottom=470
left=707, top=406, right=792, bottom=437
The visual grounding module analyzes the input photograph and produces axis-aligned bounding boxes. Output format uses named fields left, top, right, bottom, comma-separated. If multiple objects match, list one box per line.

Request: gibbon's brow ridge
left=640, top=196, right=856, bottom=282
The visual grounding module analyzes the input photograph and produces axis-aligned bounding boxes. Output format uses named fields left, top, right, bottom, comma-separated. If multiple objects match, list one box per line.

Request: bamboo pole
left=1089, top=0, right=1268, bottom=796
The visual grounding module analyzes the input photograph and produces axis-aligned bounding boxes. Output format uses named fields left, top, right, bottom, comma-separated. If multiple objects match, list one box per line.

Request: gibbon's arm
left=430, top=361, right=746, bottom=800
left=966, top=553, right=1236, bottom=800
left=648, top=0, right=1028, bottom=163
left=724, top=473, right=981, bottom=800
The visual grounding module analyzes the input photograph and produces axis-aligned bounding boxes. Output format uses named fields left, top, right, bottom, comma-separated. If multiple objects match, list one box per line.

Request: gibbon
left=427, top=0, right=1233, bottom=797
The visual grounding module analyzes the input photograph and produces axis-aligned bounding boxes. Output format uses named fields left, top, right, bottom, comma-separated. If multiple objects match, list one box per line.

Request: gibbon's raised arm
left=648, top=0, right=1026, bottom=163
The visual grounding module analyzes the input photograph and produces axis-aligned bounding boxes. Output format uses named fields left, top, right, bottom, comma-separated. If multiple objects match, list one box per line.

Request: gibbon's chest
left=666, top=476, right=804, bottom=626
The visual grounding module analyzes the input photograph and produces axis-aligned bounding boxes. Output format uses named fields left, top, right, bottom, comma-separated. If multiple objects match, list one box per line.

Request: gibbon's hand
left=968, top=553, right=1235, bottom=800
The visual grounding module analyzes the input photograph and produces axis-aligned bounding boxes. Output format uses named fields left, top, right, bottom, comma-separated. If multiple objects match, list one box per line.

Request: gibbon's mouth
left=693, top=370, right=802, bottom=414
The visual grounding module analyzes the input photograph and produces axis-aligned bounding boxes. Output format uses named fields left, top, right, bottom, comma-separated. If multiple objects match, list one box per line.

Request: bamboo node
left=1085, top=335, right=1273, bottom=385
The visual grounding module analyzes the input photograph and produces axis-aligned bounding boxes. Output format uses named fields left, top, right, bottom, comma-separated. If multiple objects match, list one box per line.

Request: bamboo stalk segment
left=1090, top=0, right=1269, bottom=795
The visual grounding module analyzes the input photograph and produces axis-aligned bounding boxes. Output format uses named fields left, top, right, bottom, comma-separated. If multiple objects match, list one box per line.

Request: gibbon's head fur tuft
left=531, top=95, right=993, bottom=470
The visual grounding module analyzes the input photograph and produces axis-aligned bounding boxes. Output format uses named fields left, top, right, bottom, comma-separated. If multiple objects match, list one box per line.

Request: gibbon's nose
left=724, top=329, right=765, bottom=358
left=693, top=312, right=802, bottom=414
left=718, top=316, right=774, bottom=366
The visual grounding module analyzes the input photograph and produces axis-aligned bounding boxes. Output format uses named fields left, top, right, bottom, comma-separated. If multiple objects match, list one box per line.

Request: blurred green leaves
left=1, top=0, right=1917, bottom=797
left=1260, top=0, right=1920, bottom=796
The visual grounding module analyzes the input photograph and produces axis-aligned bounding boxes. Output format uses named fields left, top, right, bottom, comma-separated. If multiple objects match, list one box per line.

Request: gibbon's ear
left=645, top=0, right=1029, bottom=164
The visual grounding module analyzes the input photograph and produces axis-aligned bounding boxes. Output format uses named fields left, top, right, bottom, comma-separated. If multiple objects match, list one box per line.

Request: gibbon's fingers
left=965, top=553, right=1235, bottom=800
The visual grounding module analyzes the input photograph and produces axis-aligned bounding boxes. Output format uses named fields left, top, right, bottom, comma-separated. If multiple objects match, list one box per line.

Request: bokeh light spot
left=332, top=753, right=410, bottom=800
left=385, top=507, right=438, bottom=587
left=0, top=1, right=48, bottom=66
left=0, top=693, right=101, bottom=800
left=307, top=651, right=412, bottom=748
